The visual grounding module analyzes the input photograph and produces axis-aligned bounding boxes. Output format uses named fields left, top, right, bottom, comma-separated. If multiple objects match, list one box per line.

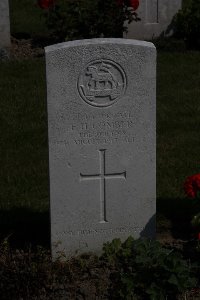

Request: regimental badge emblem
left=78, top=59, right=126, bottom=107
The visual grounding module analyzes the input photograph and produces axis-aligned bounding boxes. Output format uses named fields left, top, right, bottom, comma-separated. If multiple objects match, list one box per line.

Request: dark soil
left=10, top=37, right=45, bottom=59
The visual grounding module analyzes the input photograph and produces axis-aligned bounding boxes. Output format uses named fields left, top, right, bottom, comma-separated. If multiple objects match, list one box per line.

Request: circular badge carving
left=78, top=59, right=126, bottom=107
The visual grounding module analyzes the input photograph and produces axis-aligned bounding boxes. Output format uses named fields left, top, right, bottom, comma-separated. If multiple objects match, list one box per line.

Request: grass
left=0, top=58, right=48, bottom=212
left=157, top=51, right=200, bottom=199
left=0, top=58, right=49, bottom=246
left=156, top=51, right=200, bottom=235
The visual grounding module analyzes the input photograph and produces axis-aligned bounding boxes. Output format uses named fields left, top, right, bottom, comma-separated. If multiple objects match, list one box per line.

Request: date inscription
left=59, top=110, right=135, bottom=146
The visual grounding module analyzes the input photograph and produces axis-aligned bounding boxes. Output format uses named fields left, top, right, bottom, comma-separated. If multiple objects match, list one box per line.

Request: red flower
left=128, top=0, right=139, bottom=10
left=116, top=0, right=139, bottom=9
left=184, top=174, right=200, bottom=198
left=38, top=0, right=55, bottom=9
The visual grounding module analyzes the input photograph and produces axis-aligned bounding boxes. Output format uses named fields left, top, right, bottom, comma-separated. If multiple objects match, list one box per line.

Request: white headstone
left=45, top=38, right=156, bottom=258
left=0, top=0, right=10, bottom=57
left=127, top=0, right=182, bottom=40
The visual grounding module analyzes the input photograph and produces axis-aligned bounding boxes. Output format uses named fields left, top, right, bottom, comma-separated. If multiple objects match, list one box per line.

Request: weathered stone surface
left=0, top=0, right=10, bottom=55
left=45, top=38, right=156, bottom=258
left=127, top=0, right=182, bottom=40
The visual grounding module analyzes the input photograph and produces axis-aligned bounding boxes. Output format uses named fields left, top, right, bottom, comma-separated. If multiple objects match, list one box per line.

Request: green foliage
left=172, top=0, right=200, bottom=49
left=42, top=0, right=139, bottom=41
left=0, top=237, right=198, bottom=299
left=102, top=237, right=196, bottom=299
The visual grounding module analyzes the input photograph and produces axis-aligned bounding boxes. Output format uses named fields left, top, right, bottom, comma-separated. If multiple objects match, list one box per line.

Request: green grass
left=0, top=58, right=50, bottom=246
left=0, top=58, right=49, bottom=212
left=157, top=51, right=200, bottom=199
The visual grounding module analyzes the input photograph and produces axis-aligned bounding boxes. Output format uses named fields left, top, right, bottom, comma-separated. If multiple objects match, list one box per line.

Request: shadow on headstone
left=140, top=214, right=156, bottom=238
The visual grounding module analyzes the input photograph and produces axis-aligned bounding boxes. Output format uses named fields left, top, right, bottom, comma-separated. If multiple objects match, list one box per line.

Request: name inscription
left=56, top=110, right=136, bottom=146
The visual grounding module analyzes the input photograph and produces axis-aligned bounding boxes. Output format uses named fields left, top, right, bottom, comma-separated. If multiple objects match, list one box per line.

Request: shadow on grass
left=0, top=207, right=50, bottom=249
left=157, top=197, right=200, bottom=240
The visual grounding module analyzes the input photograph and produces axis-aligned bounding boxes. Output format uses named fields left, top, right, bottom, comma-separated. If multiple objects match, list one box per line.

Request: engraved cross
left=80, top=149, right=126, bottom=223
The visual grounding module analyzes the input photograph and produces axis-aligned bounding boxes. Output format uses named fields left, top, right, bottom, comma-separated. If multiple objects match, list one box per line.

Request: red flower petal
left=128, top=0, right=139, bottom=10
left=184, top=174, right=200, bottom=198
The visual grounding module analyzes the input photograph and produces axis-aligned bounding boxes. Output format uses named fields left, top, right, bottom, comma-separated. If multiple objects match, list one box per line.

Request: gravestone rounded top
left=45, top=38, right=155, bottom=53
